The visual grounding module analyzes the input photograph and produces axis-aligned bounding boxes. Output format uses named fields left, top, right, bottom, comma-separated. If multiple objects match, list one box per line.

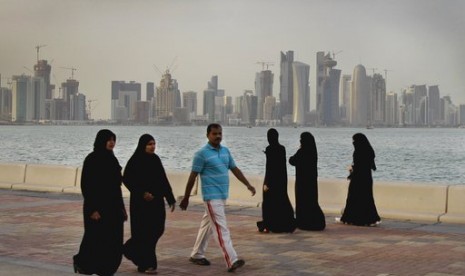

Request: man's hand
left=179, top=196, right=189, bottom=210
left=169, top=204, right=176, bottom=212
left=248, top=184, right=256, bottom=196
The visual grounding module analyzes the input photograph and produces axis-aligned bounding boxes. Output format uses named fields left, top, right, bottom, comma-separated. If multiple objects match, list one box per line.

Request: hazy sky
left=1, top=0, right=464, bottom=119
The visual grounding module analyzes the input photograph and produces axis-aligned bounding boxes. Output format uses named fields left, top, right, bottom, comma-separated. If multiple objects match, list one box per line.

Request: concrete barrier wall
left=12, top=164, right=77, bottom=193
left=440, top=185, right=465, bottom=224
left=374, top=181, right=448, bottom=222
left=0, top=162, right=463, bottom=224
left=0, top=163, right=26, bottom=189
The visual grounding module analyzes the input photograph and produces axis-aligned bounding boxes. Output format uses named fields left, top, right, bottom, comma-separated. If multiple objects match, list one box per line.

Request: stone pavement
left=1, top=189, right=465, bottom=276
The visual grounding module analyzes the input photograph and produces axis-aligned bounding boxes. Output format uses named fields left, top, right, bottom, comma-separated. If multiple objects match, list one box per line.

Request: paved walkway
left=1, top=189, right=465, bottom=276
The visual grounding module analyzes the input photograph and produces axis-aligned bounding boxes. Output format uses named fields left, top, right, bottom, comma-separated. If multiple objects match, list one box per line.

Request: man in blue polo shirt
left=180, top=123, right=256, bottom=273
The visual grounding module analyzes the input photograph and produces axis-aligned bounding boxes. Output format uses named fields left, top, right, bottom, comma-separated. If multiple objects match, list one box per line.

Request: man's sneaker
left=189, top=257, right=211, bottom=266
left=227, top=259, right=245, bottom=272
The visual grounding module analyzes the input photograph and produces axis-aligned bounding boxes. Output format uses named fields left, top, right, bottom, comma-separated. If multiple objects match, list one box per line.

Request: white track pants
left=190, top=199, right=238, bottom=268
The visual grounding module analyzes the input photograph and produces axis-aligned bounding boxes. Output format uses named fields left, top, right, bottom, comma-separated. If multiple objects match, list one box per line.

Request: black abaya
left=73, top=149, right=126, bottom=275
left=258, top=143, right=296, bottom=233
left=289, top=145, right=326, bottom=231
left=123, top=151, right=176, bottom=271
left=341, top=137, right=380, bottom=226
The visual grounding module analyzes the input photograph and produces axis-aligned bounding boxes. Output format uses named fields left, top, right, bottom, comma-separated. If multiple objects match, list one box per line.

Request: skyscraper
left=371, top=73, right=386, bottom=125
left=316, top=52, right=341, bottom=125
left=279, top=51, right=294, bottom=120
left=155, top=70, right=179, bottom=122
left=11, top=75, right=46, bottom=122
left=111, top=81, right=141, bottom=122
left=146, top=82, right=155, bottom=101
left=414, top=85, right=427, bottom=125
left=183, top=91, right=197, bottom=119
left=255, top=69, right=273, bottom=120
left=203, top=76, right=220, bottom=122
left=340, top=74, right=352, bottom=123
left=292, top=61, right=310, bottom=125
left=350, top=65, right=370, bottom=127
left=241, top=90, right=257, bottom=125
left=385, top=91, right=398, bottom=126
left=428, top=85, right=440, bottom=125
left=34, top=60, right=54, bottom=99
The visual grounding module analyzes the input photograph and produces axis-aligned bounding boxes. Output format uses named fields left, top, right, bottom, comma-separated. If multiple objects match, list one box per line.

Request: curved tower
left=292, top=61, right=310, bottom=125
left=350, top=64, right=369, bottom=126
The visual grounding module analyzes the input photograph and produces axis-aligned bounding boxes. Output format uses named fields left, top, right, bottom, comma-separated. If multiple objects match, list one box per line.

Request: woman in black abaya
left=123, top=134, right=176, bottom=274
left=339, top=133, right=381, bottom=226
left=289, top=132, right=326, bottom=231
left=73, top=129, right=127, bottom=275
left=257, top=128, right=296, bottom=233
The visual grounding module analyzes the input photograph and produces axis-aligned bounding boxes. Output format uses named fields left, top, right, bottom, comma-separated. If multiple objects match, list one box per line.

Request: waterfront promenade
left=1, top=189, right=465, bottom=275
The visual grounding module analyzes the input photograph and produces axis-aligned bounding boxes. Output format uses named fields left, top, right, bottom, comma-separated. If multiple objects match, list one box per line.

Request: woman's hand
left=263, top=184, right=269, bottom=192
left=143, top=192, right=154, bottom=201
left=90, top=211, right=101, bottom=221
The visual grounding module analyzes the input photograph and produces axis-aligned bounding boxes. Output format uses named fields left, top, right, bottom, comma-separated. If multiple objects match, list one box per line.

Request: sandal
left=189, top=257, right=211, bottom=266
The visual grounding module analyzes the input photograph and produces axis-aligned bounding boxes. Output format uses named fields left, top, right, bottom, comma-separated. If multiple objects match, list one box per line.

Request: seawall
left=1, top=162, right=464, bottom=224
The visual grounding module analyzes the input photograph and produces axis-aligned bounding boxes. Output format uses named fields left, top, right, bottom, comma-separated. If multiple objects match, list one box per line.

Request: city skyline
left=1, top=0, right=464, bottom=119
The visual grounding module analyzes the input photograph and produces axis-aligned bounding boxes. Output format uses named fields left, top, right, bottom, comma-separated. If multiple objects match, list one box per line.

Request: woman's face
left=145, top=140, right=156, bottom=154
left=106, top=137, right=115, bottom=151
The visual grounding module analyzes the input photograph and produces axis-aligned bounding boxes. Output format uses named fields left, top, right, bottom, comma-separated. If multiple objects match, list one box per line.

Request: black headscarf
left=132, top=134, right=155, bottom=157
left=267, top=128, right=279, bottom=146
left=300, top=132, right=317, bottom=158
left=93, top=129, right=116, bottom=152
left=352, top=133, right=376, bottom=171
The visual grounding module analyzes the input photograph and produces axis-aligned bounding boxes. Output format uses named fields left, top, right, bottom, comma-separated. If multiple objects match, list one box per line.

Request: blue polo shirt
left=192, top=143, right=236, bottom=201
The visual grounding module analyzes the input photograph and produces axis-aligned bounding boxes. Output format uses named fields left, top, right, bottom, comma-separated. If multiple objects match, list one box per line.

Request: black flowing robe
left=259, top=144, right=296, bottom=233
left=289, top=148, right=326, bottom=231
left=341, top=150, right=380, bottom=225
left=122, top=153, right=176, bottom=270
left=74, top=150, right=126, bottom=275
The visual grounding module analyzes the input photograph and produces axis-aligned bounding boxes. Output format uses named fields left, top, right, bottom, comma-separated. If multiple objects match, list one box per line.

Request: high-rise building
left=263, top=96, right=277, bottom=121
left=146, top=82, right=155, bottom=101
left=371, top=73, right=386, bottom=125
left=34, top=60, right=54, bottom=99
left=255, top=69, right=273, bottom=120
left=385, top=91, right=398, bottom=126
left=241, top=90, right=257, bottom=125
left=292, top=62, right=310, bottom=125
left=203, top=76, right=220, bottom=122
left=414, top=85, right=427, bottom=125
left=155, top=70, right=179, bottom=122
left=316, top=52, right=341, bottom=125
left=11, top=75, right=46, bottom=122
left=134, top=101, right=149, bottom=123
left=111, top=81, right=141, bottom=122
left=279, top=51, right=294, bottom=120
left=183, top=91, right=197, bottom=120
left=0, top=87, right=12, bottom=121
left=340, top=75, right=352, bottom=123
left=458, top=104, right=465, bottom=126
left=69, top=93, right=86, bottom=120
left=428, top=85, right=440, bottom=125
left=350, top=65, right=370, bottom=127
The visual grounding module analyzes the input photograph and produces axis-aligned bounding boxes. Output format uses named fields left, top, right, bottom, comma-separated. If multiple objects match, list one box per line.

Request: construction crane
left=383, top=69, right=393, bottom=81
left=60, top=67, right=78, bottom=80
left=23, top=66, right=34, bottom=74
left=256, top=61, right=274, bottom=71
left=35, top=44, right=47, bottom=62
left=367, top=67, right=378, bottom=75
left=332, top=50, right=343, bottom=59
